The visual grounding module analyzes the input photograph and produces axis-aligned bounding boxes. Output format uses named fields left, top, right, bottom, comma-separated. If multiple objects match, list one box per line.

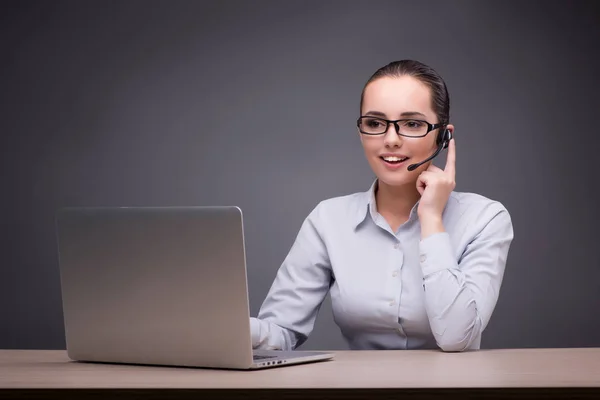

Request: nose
left=383, top=122, right=403, bottom=148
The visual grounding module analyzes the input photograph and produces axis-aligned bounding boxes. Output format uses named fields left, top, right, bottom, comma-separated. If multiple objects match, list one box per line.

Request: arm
left=251, top=204, right=332, bottom=351
left=419, top=205, right=514, bottom=352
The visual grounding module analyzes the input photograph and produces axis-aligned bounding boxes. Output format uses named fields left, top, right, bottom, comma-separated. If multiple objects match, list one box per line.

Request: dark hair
left=360, top=60, right=450, bottom=125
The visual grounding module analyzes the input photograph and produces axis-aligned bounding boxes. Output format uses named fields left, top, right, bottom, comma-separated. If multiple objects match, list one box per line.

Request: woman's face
left=359, top=75, right=451, bottom=188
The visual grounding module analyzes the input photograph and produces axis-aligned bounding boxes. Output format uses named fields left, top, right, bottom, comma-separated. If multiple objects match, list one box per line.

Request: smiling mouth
left=380, top=156, right=409, bottom=165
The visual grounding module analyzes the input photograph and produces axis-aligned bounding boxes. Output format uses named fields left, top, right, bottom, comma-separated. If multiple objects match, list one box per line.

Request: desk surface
left=1, top=348, right=599, bottom=399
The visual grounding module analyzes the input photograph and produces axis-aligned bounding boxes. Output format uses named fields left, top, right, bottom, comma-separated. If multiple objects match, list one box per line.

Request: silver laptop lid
left=56, top=206, right=254, bottom=369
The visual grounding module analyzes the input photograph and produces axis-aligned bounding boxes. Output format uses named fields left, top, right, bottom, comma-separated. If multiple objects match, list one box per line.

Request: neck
left=375, top=179, right=421, bottom=219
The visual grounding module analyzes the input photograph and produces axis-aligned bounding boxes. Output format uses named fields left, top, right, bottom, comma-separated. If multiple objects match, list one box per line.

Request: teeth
left=383, top=156, right=407, bottom=162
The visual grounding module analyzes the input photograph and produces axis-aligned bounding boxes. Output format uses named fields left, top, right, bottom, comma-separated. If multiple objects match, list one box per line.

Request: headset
left=407, top=127, right=453, bottom=171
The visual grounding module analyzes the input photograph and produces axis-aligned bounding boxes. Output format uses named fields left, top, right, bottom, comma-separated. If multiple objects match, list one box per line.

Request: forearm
left=250, top=202, right=333, bottom=352
left=419, top=229, right=481, bottom=352
left=418, top=205, right=513, bottom=352
left=422, top=265, right=482, bottom=352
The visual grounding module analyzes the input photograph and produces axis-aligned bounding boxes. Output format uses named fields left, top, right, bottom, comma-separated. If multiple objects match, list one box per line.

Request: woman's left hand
left=416, top=138, right=456, bottom=221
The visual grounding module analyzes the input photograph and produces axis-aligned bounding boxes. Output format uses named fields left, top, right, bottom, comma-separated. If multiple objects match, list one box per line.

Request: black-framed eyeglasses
left=356, top=116, right=445, bottom=137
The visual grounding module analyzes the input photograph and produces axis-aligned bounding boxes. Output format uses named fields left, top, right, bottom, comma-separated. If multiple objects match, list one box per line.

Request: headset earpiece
left=436, top=128, right=452, bottom=148
left=443, top=129, right=452, bottom=149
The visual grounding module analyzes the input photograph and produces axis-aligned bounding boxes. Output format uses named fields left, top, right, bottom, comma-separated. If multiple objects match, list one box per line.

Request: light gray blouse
left=251, top=180, right=514, bottom=352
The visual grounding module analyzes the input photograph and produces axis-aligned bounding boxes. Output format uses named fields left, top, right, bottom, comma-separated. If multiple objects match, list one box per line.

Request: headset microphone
left=406, top=128, right=452, bottom=172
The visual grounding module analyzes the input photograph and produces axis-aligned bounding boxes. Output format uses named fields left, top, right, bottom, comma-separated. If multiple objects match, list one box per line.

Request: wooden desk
left=1, top=348, right=599, bottom=399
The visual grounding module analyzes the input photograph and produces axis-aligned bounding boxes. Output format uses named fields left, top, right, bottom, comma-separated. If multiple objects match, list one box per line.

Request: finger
left=417, top=171, right=434, bottom=188
left=418, top=170, right=436, bottom=180
left=417, top=171, right=436, bottom=194
left=427, top=164, right=443, bottom=173
left=444, top=138, right=456, bottom=178
left=416, top=175, right=427, bottom=195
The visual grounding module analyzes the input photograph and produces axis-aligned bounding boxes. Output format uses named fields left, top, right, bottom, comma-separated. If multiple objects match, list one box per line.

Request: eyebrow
left=364, top=110, right=428, bottom=119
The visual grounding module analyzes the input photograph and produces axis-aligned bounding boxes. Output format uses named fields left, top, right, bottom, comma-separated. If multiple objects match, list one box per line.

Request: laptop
left=55, top=206, right=333, bottom=370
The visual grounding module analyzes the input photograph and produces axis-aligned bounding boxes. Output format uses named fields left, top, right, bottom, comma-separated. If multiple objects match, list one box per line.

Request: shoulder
left=448, top=191, right=509, bottom=215
left=305, top=191, right=367, bottom=226
left=446, top=191, right=513, bottom=236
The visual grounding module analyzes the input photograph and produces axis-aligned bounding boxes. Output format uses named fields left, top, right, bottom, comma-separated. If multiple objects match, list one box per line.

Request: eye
left=365, top=118, right=385, bottom=128
left=402, top=120, right=426, bottom=130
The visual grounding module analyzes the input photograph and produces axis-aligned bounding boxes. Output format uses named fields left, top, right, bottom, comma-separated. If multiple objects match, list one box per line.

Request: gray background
left=2, top=0, right=599, bottom=351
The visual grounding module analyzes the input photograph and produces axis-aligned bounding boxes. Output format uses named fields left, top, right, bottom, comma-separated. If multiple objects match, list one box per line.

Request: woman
left=250, top=60, right=514, bottom=352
